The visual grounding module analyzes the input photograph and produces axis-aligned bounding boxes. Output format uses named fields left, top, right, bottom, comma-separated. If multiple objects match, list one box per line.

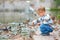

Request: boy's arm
left=46, top=14, right=53, bottom=24
left=48, top=19, right=53, bottom=24
left=32, top=18, right=41, bottom=26
left=32, top=20, right=37, bottom=26
left=28, top=20, right=37, bottom=29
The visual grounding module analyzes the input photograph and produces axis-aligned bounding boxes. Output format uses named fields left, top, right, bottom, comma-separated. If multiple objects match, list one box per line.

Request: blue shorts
left=40, top=24, right=53, bottom=34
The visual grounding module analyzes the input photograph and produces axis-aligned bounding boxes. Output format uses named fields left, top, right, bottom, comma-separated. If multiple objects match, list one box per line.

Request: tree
left=50, top=0, right=60, bottom=19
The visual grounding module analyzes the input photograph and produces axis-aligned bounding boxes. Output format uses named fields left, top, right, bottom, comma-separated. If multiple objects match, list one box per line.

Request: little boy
left=32, top=7, right=53, bottom=36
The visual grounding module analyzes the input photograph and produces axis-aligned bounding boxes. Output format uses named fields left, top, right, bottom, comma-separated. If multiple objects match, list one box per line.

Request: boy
left=32, top=7, right=53, bottom=36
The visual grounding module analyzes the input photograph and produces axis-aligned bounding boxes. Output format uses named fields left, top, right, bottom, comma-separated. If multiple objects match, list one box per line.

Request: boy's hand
left=36, top=23, right=40, bottom=26
left=54, top=27, right=59, bottom=31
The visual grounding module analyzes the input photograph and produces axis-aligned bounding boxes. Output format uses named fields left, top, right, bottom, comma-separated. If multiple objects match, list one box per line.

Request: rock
left=33, top=35, right=54, bottom=40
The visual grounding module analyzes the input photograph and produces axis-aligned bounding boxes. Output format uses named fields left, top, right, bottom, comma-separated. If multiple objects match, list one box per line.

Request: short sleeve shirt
left=33, top=14, right=53, bottom=24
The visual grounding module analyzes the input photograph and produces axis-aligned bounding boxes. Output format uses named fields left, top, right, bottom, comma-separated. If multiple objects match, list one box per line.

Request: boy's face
left=37, top=9, right=45, bottom=16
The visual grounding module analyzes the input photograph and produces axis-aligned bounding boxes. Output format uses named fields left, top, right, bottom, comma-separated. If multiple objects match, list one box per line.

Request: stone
left=33, top=35, right=54, bottom=40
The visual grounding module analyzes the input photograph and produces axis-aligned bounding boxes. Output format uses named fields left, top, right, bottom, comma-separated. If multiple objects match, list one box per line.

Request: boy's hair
left=37, top=7, right=45, bottom=12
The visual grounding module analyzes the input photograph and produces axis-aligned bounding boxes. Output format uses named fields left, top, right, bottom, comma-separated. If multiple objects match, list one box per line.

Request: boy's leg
left=40, top=24, right=49, bottom=35
left=40, top=24, right=52, bottom=36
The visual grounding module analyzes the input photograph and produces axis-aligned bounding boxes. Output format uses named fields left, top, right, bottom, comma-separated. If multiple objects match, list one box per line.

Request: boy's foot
left=40, top=33, right=50, bottom=36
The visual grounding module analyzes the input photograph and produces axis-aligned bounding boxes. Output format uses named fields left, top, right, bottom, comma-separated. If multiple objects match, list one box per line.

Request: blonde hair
left=36, top=7, right=46, bottom=15
left=37, top=7, right=45, bottom=12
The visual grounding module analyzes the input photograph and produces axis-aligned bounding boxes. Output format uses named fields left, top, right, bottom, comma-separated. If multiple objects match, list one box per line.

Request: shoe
left=40, top=33, right=50, bottom=36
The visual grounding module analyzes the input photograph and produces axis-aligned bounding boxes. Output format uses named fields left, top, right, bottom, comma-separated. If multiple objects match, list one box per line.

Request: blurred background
left=0, top=0, right=60, bottom=23
left=0, top=0, right=60, bottom=40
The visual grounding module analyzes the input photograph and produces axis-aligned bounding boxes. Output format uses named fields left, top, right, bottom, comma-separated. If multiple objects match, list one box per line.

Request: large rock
left=33, top=35, right=54, bottom=40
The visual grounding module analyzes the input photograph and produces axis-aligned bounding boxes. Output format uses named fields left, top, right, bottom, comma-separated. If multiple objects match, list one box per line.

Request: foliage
left=57, top=15, right=60, bottom=20
left=54, top=0, right=60, bottom=6
left=50, top=8, right=60, bottom=11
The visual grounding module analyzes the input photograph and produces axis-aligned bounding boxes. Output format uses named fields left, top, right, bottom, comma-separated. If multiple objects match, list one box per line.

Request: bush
left=57, top=15, right=60, bottom=19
